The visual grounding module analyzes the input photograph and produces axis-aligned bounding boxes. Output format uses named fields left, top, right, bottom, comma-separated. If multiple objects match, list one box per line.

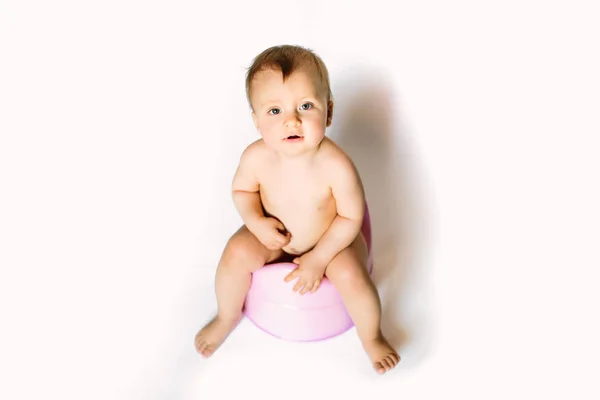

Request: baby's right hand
left=250, top=217, right=291, bottom=250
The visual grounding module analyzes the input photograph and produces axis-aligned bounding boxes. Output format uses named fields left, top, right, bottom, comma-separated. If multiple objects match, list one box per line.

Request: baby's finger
left=274, top=220, right=286, bottom=232
left=293, top=279, right=305, bottom=292
left=284, top=270, right=297, bottom=283
left=276, top=231, right=289, bottom=244
left=310, top=279, right=321, bottom=293
left=300, top=281, right=312, bottom=295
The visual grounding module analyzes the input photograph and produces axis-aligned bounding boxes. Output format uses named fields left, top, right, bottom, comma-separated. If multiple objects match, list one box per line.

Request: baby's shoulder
left=239, top=139, right=272, bottom=166
left=317, top=137, right=358, bottom=174
left=241, top=138, right=265, bottom=156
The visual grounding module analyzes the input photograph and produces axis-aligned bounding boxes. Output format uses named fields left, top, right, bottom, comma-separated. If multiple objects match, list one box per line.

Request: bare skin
left=324, top=231, right=400, bottom=374
left=195, top=225, right=400, bottom=373
left=195, top=225, right=284, bottom=358
left=195, top=65, right=400, bottom=373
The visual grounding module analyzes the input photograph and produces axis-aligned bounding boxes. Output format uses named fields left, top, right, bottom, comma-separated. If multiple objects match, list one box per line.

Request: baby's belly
left=263, top=200, right=337, bottom=255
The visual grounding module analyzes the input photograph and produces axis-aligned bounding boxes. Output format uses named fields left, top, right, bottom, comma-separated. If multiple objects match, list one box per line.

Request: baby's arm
left=311, top=154, right=365, bottom=265
left=231, top=144, right=264, bottom=228
left=232, top=143, right=291, bottom=250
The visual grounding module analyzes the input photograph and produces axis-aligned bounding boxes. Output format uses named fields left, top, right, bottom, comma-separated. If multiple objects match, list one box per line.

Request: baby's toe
left=382, top=358, right=393, bottom=371
left=202, top=346, right=214, bottom=358
left=385, top=355, right=396, bottom=367
left=374, top=361, right=385, bottom=374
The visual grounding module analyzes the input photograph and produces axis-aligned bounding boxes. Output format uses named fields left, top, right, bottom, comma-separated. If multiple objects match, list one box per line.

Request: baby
left=195, top=45, right=400, bottom=374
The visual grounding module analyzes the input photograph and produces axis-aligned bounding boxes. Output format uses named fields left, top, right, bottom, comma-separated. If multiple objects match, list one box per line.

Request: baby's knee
left=224, top=234, right=265, bottom=269
left=327, top=256, right=368, bottom=286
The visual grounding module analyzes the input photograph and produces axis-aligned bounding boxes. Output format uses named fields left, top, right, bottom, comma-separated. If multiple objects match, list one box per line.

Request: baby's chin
left=276, top=143, right=321, bottom=157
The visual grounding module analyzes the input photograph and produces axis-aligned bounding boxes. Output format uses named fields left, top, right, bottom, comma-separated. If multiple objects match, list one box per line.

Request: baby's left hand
left=284, top=251, right=328, bottom=295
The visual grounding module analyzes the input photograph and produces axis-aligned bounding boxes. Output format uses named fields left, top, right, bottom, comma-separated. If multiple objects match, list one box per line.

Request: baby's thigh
left=223, top=225, right=284, bottom=272
left=324, top=232, right=369, bottom=279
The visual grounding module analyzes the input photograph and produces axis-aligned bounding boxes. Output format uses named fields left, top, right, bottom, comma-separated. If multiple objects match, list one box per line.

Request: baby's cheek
left=267, top=119, right=282, bottom=131
left=258, top=121, right=275, bottom=135
left=305, top=115, right=323, bottom=128
left=316, top=114, right=328, bottom=127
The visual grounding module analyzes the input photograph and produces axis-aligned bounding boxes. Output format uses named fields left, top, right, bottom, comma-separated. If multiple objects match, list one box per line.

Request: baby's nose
left=284, top=114, right=301, bottom=127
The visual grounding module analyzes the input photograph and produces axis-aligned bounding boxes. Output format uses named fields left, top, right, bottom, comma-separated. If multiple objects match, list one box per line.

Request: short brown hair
left=245, top=45, right=332, bottom=109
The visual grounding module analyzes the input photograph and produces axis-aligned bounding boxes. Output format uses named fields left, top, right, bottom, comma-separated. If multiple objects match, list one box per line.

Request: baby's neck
left=274, top=138, right=326, bottom=165
left=275, top=148, right=319, bottom=167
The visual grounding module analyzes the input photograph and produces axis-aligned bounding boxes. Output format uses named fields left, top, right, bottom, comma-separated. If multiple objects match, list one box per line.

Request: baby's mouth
left=285, top=134, right=303, bottom=140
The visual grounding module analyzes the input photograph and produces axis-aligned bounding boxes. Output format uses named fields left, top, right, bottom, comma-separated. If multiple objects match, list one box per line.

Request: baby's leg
left=324, top=233, right=400, bottom=374
left=195, top=225, right=283, bottom=358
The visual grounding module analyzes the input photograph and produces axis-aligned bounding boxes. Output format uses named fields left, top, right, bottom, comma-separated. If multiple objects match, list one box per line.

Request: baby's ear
left=326, top=101, right=334, bottom=127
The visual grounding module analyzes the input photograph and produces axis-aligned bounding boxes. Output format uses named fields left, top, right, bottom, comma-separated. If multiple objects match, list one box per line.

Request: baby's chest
left=260, top=172, right=332, bottom=209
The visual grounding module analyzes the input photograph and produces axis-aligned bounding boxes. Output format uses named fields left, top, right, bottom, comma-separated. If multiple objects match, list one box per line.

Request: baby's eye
left=268, top=108, right=281, bottom=115
left=299, top=103, right=313, bottom=111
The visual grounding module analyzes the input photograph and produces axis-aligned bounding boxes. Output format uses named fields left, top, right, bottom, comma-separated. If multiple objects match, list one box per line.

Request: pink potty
left=243, top=206, right=373, bottom=341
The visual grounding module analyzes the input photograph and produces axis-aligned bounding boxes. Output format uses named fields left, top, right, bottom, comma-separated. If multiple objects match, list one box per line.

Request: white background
left=1, top=1, right=599, bottom=399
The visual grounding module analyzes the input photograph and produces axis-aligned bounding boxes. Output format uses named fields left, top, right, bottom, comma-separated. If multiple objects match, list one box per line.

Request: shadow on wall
left=329, top=67, right=436, bottom=368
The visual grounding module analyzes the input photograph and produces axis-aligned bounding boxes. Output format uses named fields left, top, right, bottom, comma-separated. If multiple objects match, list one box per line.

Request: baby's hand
left=284, top=251, right=328, bottom=295
left=250, top=217, right=291, bottom=250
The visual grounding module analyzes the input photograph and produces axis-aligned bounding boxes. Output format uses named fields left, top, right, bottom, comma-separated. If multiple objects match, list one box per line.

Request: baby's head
left=245, top=45, right=334, bottom=156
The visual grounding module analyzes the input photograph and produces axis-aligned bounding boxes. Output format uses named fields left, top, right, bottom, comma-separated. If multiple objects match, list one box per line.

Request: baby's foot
left=194, top=315, right=240, bottom=358
left=363, top=335, right=401, bottom=374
